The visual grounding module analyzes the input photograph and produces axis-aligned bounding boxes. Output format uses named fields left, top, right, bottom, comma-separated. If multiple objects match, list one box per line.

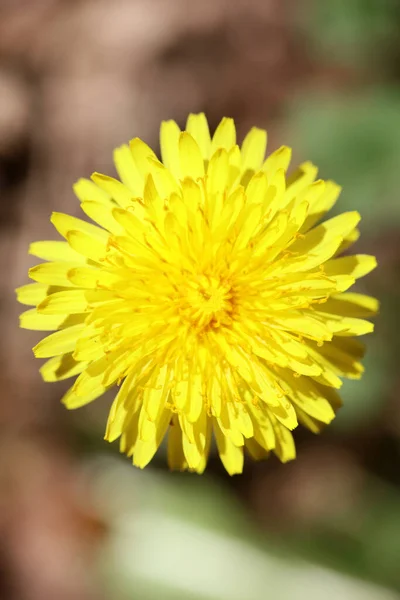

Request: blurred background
left=1, top=0, right=400, bottom=598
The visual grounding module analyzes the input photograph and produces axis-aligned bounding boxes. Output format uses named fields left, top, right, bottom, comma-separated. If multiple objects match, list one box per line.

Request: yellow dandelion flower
left=17, top=114, right=378, bottom=474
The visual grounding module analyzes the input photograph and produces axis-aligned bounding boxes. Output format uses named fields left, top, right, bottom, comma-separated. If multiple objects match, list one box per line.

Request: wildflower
left=17, top=114, right=377, bottom=474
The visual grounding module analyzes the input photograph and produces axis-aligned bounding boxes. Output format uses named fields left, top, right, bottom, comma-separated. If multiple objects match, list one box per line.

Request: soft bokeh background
left=1, top=1, right=400, bottom=598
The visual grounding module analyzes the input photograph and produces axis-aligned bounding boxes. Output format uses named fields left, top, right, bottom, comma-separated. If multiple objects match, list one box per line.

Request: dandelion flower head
left=17, top=114, right=378, bottom=474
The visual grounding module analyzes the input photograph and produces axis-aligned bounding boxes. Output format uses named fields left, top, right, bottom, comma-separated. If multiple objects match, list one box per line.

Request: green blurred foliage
left=287, top=479, right=400, bottom=590
left=287, top=90, right=400, bottom=233
left=304, top=0, right=400, bottom=70
left=94, top=460, right=400, bottom=600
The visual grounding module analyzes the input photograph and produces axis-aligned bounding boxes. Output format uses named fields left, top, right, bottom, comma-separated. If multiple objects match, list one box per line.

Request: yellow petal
left=315, top=339, right=364, bottom=379
left=211, top=117, right=236, bottom=154
left=186, top=373, right=204, bottom=423
left=336, top=228, right=360, bottom=255
left=262, top=168, right=286, bottom=219
left=179, top=132, right=204, bottom=180
left=33, top=323, right=85, bottom=357
left=269, top=400, right=298, bottom=431
left=180, top=410, right=207, bottom=471
left=80, top=201, right=124, bottom=235
left=206, top=148, right=229, bottom=197
left=67, top=266, right=120, bottom=289
left=301, top=181, right=342, bottom=232
left=294, top=406, right=325, bottom=434
left=145, top=160, right=180, bottom=199
left=295, top=180, right=326, bottom=211
left=264, top=200, right=309, bottom=262
left=20, top=309, right=85, bottom=331
left=227, top=402, right=254, bottom=439
left=73, top=331, right=105, bottom=362
left=62, top=380, right=108, bottom=409
left=271, top=313, right=333, bottom=342
left=217, top=402, right=244, bottom=447
left=284, top=212, right=361, bottom=272
left=119, top=405, right=141, bottom=457
left=112, top=206, right=148, bottom=237
left=269, top=413, right=296, bottom=463
left=105, top=370, right=137, bottom=442
left=314, top=313, right=374, bottom=337
left=324, top=254, right=377, bottom=279
left=113, top=144, right=142, bottom=196
left=167, top=414, right=188, bottom=471
left=72, top=355, right=112, bottom=397
left=245, top=438, right=270, bottom=461
left=253, top=211, right=288, bottom=257
left=37, top=289, right=113, bottom=314
left=134, top=408, right=171, bottom=469
left=160, top=120, right=181, bottom=178
left=37, top=289, right=87, bottom=314
left=232, top=202, right=264, bottom=252
left=16, top=283, right=67, bottom=306
left=262, top=146, right=292, bottom=178
left=29, top=262, right=79, bottom=287
left=227, top=144, right=242, bottom=187
left=129, top=137, right=158, bottom=180
left=186, top=113, right=211, bottom=159
left=247, top=403, right=276, bottom=451
left=66, top=230, right=107, bottom=262
left=214, top=419, right=244, bottom=475
left=241, top=127, right=267, bottom=173
left=245, top=171, right=268, bottom=205
left=318, top=293, right=379, bottom=318
left=90, top=173, right=133, bottom=209
left=285, top=161, right=318, bottom=203
left=29, top=241, right=84, bottom=263
left=102, top=349, right=132, bottom=387
left=73, top=178, right=112, bottom=205
left=195, top=418, right=212, bottom=474
left=40, top=353, right=87, bottom=382
left=142, top=365, right=170, bottom=421
left=51, top=212, right=108, bottom=242
left=279, top=370, right=336, bottom=424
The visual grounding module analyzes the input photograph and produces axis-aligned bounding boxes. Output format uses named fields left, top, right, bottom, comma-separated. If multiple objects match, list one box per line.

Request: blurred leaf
left=287, top=88, right=400, bottom=233
left=287, top=479, right=400, bottom=591
left=303, top=0, right=399, bottom=68
left=91, top=459, right=400, bottom=600
left=333, top=338, right=390, bottom=431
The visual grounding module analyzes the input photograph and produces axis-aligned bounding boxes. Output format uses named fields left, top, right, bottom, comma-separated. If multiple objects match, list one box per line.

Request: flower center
left=180, top=275, right=234, bottom=331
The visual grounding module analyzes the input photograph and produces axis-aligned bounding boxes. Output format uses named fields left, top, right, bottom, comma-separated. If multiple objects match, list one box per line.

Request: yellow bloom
left=17, top=114, right=378, bottom=474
